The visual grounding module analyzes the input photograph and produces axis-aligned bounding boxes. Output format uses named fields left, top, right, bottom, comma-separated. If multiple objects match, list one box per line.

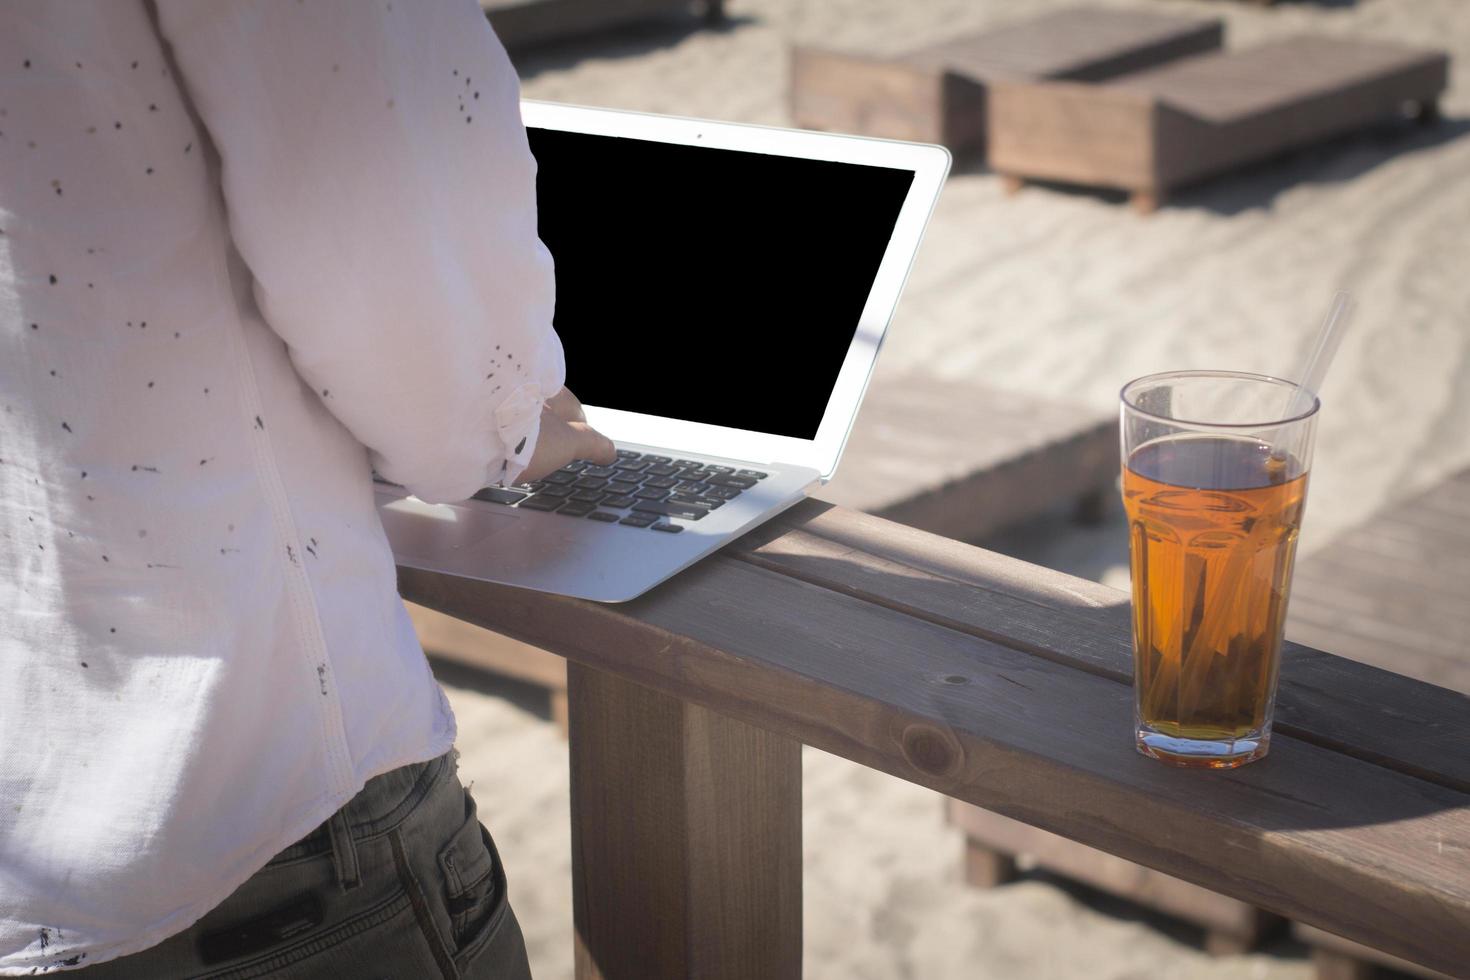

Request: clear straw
left=1284, top=290, right=1354, bottom=420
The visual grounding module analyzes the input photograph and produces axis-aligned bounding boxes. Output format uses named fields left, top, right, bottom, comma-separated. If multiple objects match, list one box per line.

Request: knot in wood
left=900, top=723, right=963, bottom=779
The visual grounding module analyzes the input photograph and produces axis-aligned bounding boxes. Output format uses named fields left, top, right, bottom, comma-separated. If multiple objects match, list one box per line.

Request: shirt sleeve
left=154, top=0, right=563, bottom=503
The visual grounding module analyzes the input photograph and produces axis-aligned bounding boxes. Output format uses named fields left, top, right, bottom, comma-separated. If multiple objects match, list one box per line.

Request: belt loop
left=326, top=808, right=362, bottom=892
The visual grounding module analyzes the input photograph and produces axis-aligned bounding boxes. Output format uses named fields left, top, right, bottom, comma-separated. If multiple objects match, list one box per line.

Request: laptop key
left=633, top=500, right=710, bottom=521
left=602, top=495, right=637, bottom=509
left=651, top=522, right=683, bottom=534
left=706, top=475, right=757, bottom=490
left=472, top=487, right=529, bottom=505
left=673, top=459, right=700, bottom=467
left=518, top=494, right=564, bottom=512
left=703, top=465, right=734, bottom=474
left=736, top=469, right=768, bottom=479
left=582, top=466, right=619, bottom=479
left=606, top=479, right=641, bottom=495
left=573, top=476, right=608, bottom=490
left=708, top=486, right=742, bottom=500
left=615, top=460, right=651, bottom=474
left=642, top=455, right=672, bottom=464
left=619, top=513, right=657, bottom=528
left=670, top=493, right=721, bottom=510
left=646, top=464, right=678, bottom=477
left=557, top=501, right=596, bottom=518
left=570, top=489, right=605, bottom=503
left=543, top=471, right=577, bottom=485
left=616, top=449, right=641, bottom=459
left=563, top=461, right=589, bottom=473
left=541, top=485, right=574, bottom=498
left=635, top=487, right=669, bottom=501
left=587, top=511, right=620, bottom=523
left=644, top=476, right=677, bottom=489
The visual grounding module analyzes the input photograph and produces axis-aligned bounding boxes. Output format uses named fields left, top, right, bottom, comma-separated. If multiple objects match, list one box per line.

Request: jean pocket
left=437, top=788, right=510, bottom=962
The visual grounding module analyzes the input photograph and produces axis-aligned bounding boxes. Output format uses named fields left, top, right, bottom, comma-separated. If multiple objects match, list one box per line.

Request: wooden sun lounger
left=813, top=375, right=1116, bottom=541
left=1287, top=466, right=1470, bottom=698
left=988, top=36, right=1449, bottom=212
left=790, top=7, right=1223, bottom=156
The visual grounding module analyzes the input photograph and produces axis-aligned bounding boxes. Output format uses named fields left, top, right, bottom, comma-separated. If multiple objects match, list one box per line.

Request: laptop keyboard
left=471, top=450, right=766, bottom=534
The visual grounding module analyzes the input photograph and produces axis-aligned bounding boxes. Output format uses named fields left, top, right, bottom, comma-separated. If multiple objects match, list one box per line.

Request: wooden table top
left=399, top=499, right=1470, bottom=977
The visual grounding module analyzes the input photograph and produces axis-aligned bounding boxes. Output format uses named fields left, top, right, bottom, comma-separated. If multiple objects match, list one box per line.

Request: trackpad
left=378, top=498, right=520, bottom=564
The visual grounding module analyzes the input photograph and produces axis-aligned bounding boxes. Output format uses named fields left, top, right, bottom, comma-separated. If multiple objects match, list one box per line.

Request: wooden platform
left=988, top=36, right=1449, bottom=211
left=790, top=7, right=1222, bottom=156
left=813, top=375, right=1116, bottom=541
left=398, top=499, right=1470, bottom=979
left=1288, top=467, right=1470, bottom=696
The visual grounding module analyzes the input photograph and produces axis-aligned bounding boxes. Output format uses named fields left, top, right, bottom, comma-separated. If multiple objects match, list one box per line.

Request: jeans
left=74, top=750, right=532, bottom=979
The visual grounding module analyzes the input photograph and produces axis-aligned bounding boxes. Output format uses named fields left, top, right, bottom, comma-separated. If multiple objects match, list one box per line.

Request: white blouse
left=0, top=1, right=564, bottom=972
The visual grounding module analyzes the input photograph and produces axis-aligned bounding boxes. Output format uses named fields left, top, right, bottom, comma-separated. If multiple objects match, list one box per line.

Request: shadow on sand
left=504, top=9, right=760, bottom=82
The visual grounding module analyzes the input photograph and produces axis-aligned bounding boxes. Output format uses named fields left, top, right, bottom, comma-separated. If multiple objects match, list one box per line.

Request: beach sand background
left=439, top=1, right=1470, bottom=976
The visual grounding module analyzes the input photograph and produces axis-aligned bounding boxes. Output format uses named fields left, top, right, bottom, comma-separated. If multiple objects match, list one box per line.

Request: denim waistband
left=267, top=750, right=454, bottom=866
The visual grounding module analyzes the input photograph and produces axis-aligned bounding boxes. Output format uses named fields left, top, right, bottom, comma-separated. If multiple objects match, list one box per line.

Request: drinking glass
left=1120, top=370, right=1318, bottom=768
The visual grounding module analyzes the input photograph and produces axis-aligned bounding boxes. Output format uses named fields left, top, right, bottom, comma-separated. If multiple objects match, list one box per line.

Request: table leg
left=568, top=662, right=802, bottom=980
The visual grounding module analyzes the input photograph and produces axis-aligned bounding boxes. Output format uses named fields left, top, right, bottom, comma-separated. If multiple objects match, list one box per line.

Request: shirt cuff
left=490, top=381, right=544, bottom=487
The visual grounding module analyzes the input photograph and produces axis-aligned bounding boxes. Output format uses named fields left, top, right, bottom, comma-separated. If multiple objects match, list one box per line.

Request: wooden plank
left=814, top=378, right=1116, bottom=541
left=947, top=800, right=1281, bottom=947
left=398, top=536, right=1470, bottom=976
left=406, top=600, right=567, bottom=691
left=790, top=8, right=1220, bottom=154
left=568, top=663, right=801, bottom=980
left=906, top=8, right=1222, bottom=82
left=987, top=36, right=1448, bottom=198
left=1292, top=923, right=1458, bottom=980
left=1287, top=467, right=1470, bottom=697
left=726, top=501, right=1470, bottom=795
left=987, top=79, right=1163, bottom=192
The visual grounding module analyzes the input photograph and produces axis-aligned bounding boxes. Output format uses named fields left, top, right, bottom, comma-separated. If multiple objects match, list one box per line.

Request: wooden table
left=398, top=500, right=1470, bottom=980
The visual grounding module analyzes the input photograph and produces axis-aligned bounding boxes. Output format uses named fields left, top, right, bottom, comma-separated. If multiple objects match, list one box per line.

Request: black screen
left=527, top=128, right=915, bottom=440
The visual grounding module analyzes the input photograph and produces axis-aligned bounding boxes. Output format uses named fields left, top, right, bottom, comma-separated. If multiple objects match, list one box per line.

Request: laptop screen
left=527, top=128, right=915, bottom=441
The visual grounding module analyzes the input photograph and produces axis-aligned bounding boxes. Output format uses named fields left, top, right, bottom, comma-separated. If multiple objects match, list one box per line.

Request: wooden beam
left=568, top=663, right=802, bottom=980
left=397, top=502, right=1470, bottom=976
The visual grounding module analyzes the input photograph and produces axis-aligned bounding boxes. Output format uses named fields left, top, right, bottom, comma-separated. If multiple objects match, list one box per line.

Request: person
left=0, top=1, right=614, bottom=975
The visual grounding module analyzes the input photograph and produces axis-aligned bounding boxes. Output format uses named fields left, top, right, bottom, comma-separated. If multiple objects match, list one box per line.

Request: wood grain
left=568, top=663, right=801, bottom=980
left=986, top=36, right=1449, bottom=199
left=1289, top=468, right=1470, bottom=696
left=789, top=8, right=1220, bottom=154
left=727, top=501, right=1470, bottom=795
left=814, top=377, right=1116, bottom=542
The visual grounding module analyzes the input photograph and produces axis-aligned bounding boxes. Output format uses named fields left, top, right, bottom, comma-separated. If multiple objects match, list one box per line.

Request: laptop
left=377, top=100, right=949, bottom=602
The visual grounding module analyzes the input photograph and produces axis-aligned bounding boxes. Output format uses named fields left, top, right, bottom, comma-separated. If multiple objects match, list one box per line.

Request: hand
left=519, top=388, right=616, bottom=483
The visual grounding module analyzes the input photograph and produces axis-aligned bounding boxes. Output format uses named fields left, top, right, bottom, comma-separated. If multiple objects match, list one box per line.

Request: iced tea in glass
left=1120, top=371, right=1318, bottom=768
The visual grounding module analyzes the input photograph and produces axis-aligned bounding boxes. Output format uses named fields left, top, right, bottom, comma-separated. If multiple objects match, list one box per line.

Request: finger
left=570, top=422, right=617, bottom=465
left=518, top=411, right=576, bottom=484
left=545, top=387, right=586, bottom=424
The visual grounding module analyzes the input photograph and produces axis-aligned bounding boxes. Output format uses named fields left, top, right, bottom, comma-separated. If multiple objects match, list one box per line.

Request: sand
left=441, top=0, right=1470, bottom=976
